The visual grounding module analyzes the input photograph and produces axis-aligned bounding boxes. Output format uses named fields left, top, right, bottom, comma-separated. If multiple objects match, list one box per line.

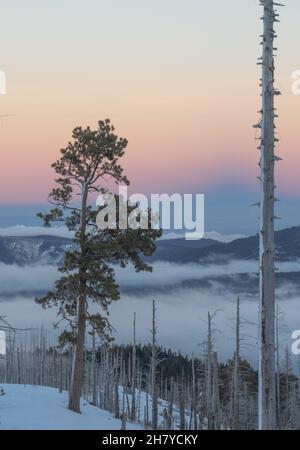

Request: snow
left=203, top=231, right=246, bottom=243
left=0, top=384, right=189, bottom=430
left=160, top=230, right=246, bottom=243
left=0, top=384, right=142, bottom=430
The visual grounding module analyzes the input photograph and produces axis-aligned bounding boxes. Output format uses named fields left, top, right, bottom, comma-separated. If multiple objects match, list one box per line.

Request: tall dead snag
left=206, top=311, right=213, bottom=429
left=212, top=352, right=221, bottom=430
left=91, top=326, right=97, bottom=406
left=233, top=297, right=240, bottom=430
left=114, top=371, right=120, bottom=419
left=151, top=300, right=158, bottom=430
left=191, top=354, right=197, bottom=430
left=131, top=312, right=137, bottom=422
left=256, top=0, right=283, bottom=430
left=179, top=390, right=185, bottom=431
left=275, top=304, right=281, bottom=427
left=167, top=377, right=174, bottom=430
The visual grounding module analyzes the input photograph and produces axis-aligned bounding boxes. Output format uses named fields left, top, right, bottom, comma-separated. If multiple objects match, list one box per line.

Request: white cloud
left=0, top=263, right=58, bottom=294
left=0, top=281, right=299, bottom=368
left=0, top=258, right=299, bottom=367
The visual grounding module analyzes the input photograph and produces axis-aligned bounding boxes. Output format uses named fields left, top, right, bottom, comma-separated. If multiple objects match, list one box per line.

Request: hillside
left=0, top=235, right=72, bottom=265
left=0, top=384, right=141, bottom=430
left=1, top=226, right=300, bottom=265
left=150, top=226, right=300, bottom=263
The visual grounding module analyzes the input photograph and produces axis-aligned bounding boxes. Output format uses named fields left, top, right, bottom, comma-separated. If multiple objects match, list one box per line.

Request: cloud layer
left=0, top=259, right=299, bottom=368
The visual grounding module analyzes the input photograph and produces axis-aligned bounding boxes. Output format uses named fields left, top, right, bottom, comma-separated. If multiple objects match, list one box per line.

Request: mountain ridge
left=1, top=226, right=300, bottom=265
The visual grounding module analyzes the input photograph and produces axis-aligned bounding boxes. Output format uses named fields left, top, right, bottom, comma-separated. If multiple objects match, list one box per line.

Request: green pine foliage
left=36, top=120, right=162, bottom=344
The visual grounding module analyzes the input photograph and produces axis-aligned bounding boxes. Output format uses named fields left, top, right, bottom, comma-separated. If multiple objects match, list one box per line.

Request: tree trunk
left=275, top=305, right=281, bottom=428
left=179, top=391, right=185, bottom=431
left=213, top=352, right=221, bottom=430
left=206, top=312, right=212, bottom=429
left=151, top=300, right=158, bottom=430
left=233, top=297, right=240, bottom=429
left=68, top=184, right=88, bottom=413
left=91, top=327, right=97, bottom=406
left=167, top=377, right=174, bottom=430
left=68, top=295, right=86, bottom=412
left=258, top=0, right=280, bottom=430
left=192, top=355, right=197, bottom=430
left=131, top=312, right=136, bottom=422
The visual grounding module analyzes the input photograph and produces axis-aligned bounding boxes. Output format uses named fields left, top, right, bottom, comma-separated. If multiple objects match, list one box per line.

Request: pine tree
left=36, top=120, right=161, bottom=413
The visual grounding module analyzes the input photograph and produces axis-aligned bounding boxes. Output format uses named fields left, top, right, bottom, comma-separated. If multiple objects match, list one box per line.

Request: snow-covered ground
left=0, top=384, right=142, bottom=430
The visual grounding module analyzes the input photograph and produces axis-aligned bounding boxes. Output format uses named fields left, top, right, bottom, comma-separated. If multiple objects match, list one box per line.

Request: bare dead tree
left=256, top=0, right=284, bottom=430
left=212, top=352, right=221, bottom=430
left=233, top=297, right=240, bottom=430
left=207, top=311, right=213, bottom=428
left=91, top=326, right=97, bottom=406
left=191, top=354, right=197, bottom=430
left=131, top=312, right=137, bottom=422
left=275, top=304, right=281, bottom=427
left=151, top=300, right=158, bottom=430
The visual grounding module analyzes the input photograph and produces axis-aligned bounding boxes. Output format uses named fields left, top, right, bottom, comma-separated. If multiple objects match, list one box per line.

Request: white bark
left=151, top=300, right=158, bottom=430
left=206, top=312, right=212, bottom=428
left=258, top=0, right=281, bottom=430
left=233, top=297, right=240, bottom=429
left=275, top=305, right=281, bottom=427
left=131, top=312, right=136, bottom=422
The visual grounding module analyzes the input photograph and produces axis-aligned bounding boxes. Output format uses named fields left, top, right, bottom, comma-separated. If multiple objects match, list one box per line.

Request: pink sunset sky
left=0, top=0, right=300, bottom=205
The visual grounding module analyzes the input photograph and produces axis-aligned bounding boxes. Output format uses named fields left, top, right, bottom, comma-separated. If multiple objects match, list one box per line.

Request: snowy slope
left=0, top=384, right=142, bottom=430
left=160, top=231, right=245, bottom=243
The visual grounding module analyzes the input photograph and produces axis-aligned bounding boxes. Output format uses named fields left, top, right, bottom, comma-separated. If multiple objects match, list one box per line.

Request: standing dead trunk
left=192, top=354, right=197, bottom=430
left=17, top=347, right=21, bottom=385
left=145, top=392, right=149, bottom=429
left=206, top=311, right=212, bottom=429
left=233, top=297, right=240, bottom=430
left=91, top=326, right=97, bottom=406
left=59, top=350, right=63, bottom=394
left=167, top=377, right=174, bottom=430
left=120, top=412, right=127, bottom=430
left=257, top=0, right=281, bottom=430
left=151, top=300, right=158, bottom=430
left=131, top=312, right=136, bottom=422
left=275, top=305, right=281, bottom=428
left=212, top=352, right=221, bottom=430
left=114, top=373, right=120, bottom=419
left=179, top=390, right=185, bottom=431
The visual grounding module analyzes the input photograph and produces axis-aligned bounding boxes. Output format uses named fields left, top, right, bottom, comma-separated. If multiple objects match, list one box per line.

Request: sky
left=1, top=1, right=300, bottom=232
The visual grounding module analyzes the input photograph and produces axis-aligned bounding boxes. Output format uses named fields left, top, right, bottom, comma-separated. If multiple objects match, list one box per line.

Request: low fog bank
left=1, top=259, right=300, bottom=296
left=0, top=260, right=299, bottom=367
left=1, top=285, right=299, bottom=368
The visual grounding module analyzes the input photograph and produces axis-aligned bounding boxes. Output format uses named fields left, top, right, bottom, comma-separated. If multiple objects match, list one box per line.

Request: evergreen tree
left=36, top=119, right=161, bottom=412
